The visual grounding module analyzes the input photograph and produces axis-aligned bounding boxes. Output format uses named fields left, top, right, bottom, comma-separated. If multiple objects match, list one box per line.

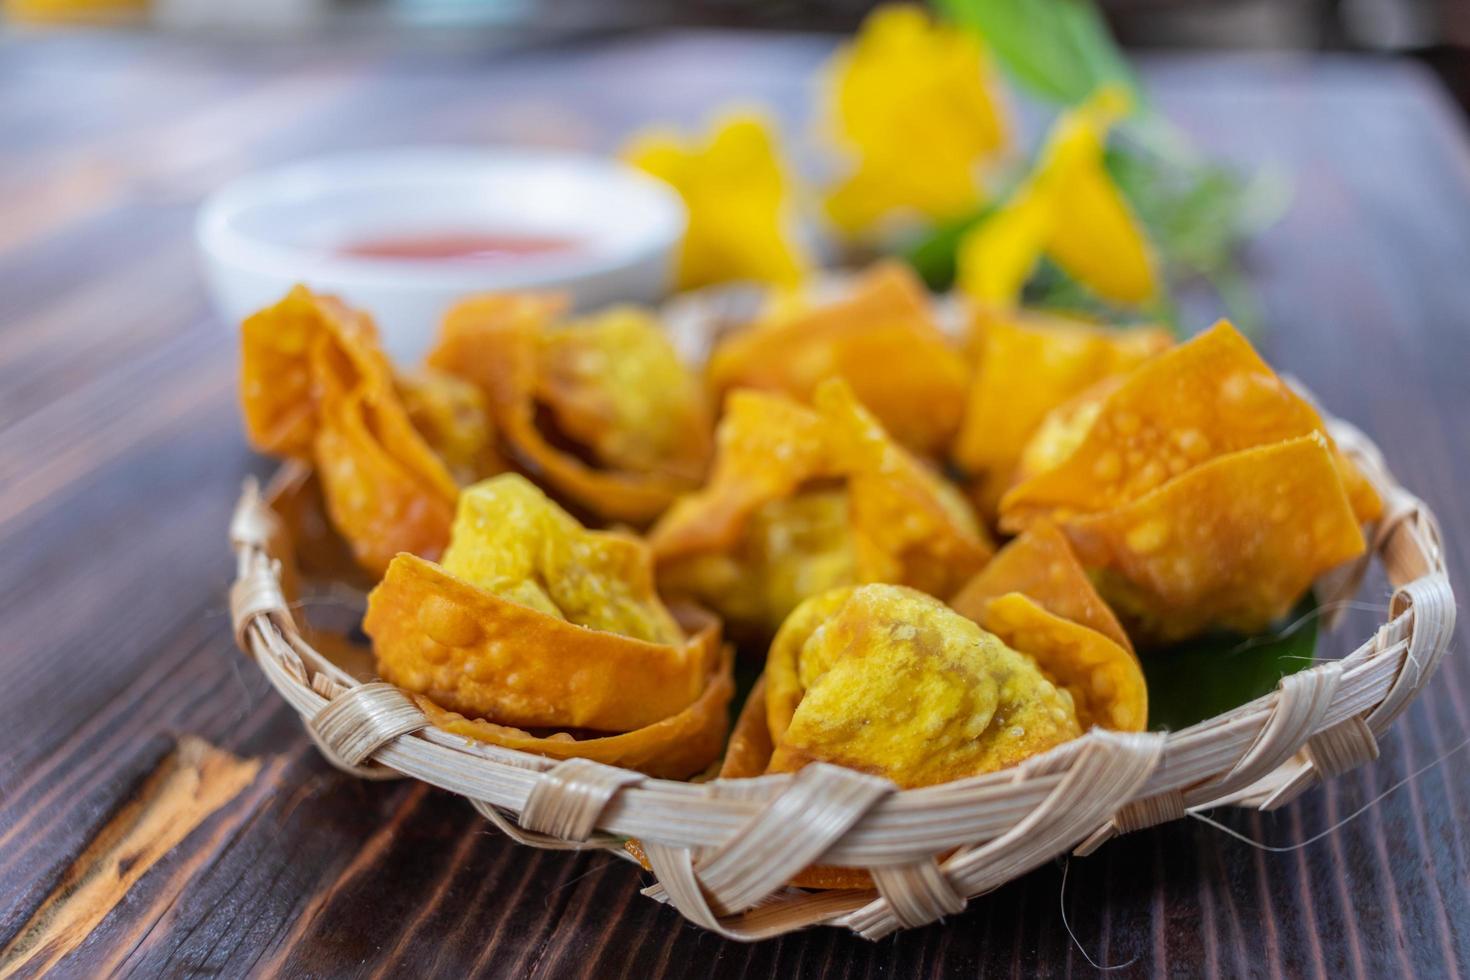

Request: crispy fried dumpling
left=762, top=585, right=1081, bottom=788
left=952, top=523, right=1146, bottom=731
left=240, top=286, right=478, bottom=574
left=999, top=320, right=1381, bottom=532
left=994, top=323, right=1375, bottom=645
left=708, top=261, right=969, bottom=457
left=396, top=367, right=506, bottom=487
left=1063, top=434, right=1366, bottom=644
left=365, top=475, right=731, bottom=778
left=428, top=296, right=713, bottom=525
left=952, top=310, right=1170, bottom=514
left=651, top=379, right=992, bottom=639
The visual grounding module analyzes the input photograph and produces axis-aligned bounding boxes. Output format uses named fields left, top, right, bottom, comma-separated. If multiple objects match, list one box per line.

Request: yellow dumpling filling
left=651, top=380, right=992, bottom=639
left=657, top=489, right=857, bottom=635
left=396, top=367, right=504, bottom=487
left=442, top=474, right=683, bottom=645
left=537, top=307, right=711, bottom=478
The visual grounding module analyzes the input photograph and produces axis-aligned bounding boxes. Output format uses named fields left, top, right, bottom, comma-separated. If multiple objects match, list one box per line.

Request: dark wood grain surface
left=1, top=29, right=1468, bottom=979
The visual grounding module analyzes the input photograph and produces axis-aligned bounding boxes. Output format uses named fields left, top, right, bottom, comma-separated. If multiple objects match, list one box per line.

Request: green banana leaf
left=934, top=0, right=1140, bottom=105
left=1140, top=593, right=1320, bottom=732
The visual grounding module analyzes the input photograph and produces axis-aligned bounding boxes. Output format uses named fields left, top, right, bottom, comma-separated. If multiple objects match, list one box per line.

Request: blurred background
left=3, top=0, right=1469, bottom=114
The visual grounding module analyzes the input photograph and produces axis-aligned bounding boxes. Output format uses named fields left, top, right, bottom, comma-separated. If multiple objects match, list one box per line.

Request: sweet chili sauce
left=338, top=232, right=578, bottom=262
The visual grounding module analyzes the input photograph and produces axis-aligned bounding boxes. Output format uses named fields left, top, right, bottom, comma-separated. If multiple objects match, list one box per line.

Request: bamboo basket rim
left=228, top=403, right=1455, bottom=941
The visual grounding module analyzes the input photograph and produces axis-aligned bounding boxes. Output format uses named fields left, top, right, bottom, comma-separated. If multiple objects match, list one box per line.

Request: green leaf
left=1106, top=143, right=1245, bottom=269
left=898, top=213, right=1178, bottom=329
left=934, top=0, right=1140, bottom=106
left=1140, top=593, right=1320, bottom=732
left=899, top=206, right=989, bottom=292
left=1105, top=136, right=1289, bottom=336
left=1022, top=256, right=1178, bottom=332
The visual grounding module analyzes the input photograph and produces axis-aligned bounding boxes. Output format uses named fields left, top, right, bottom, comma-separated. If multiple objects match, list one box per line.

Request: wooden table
left=2, top=28, right=1468, bottom=979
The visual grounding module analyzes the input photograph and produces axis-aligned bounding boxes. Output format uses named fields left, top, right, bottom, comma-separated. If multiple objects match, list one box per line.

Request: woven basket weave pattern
left=228, top=413, right=1454, bottom=941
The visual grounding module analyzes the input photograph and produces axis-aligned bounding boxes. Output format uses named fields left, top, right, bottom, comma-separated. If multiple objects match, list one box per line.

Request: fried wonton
left=240, top=286, right=469, bottom=574
left=764, top=585, right=1081, bottom=787
left=707, top=262, right=969, bottom=456
left=978, top=593, right=1145, bottom=731
left=1062, top=434, right=1366, bottom=644
left=365, top=474, right=723, bottom=734
left=998, top=321, right=1382, bottom=532
left=949, top=523, right=1145, bottom=732
left=427, top=296, right=713, bottom=525
left=396, top=368, right=506, bottom=486
left=714, top=582, right=1090, bottom=888
left=1013, top=379, right=1117, bottom=486
left=951, top=521, right=1131, bottom=652
left=952, top=311, right=1171, bottom=514
left=418, top=642, right=732, bottom=780
left=650, top=379, right=992, bottom=638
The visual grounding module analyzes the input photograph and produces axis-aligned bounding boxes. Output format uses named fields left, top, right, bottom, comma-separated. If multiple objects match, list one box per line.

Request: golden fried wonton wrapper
left=1063, top=434, right=1367, bottom=644
left=951, top=521, right=1131, bottom=652
left=719, top=674, right=775, bottom=781
left=241, top=285, right=337, bottom=459
left=427, top=295, right=712, bottom=525
left=949, top=523, right=1146, bottom=731
left=714, top=582, right=1093, bottom=888
left=707, top=261, right=969, bottom=456
left=764, top=585, right=1081, bottom=788
left=999, top=320, right=1382, bottom=533
left=979, top=593, right=1146, bottom=732
left=421, top=643, right=733, bottom=780
left=823, top=381, right=994, bottom=597
left=1012, top=377, right=1119, bottom=485
left=365, top=475, right=722, bottom=733
left=396, top=368, right=507, bottom=486
left=652, top=390, right=835, bottom=557
left=650, top=380, right=992, bottom=638
left=241, top=286, right=467, bottom=575
left=952, top=311, right=1171, bottom=514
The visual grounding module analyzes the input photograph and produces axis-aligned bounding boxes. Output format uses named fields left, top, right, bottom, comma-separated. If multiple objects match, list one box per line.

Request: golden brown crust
left=366, top=554, right=721, bottom=732
left=240, top=286, right=465, bottom=575
left=999, top=320, right=1381, bottom=532
left=718, top=675, right=775, bottom=780
left=650, top=380, right=991, bottom=638
left=763, top=585, right=1080, bottom=788
left=708, top=261, right=969, bottom=457
left=427, top=295, right=711, bottom=525
left=1062, top=434, right=1366, bottom=644
left=421, top=636, right=733, bottom=780
left=952, top=310, right=1171, bottom=516
left=950, top=521, right=1132, bottom=654
left=979, top=592, right=1147, bottom=732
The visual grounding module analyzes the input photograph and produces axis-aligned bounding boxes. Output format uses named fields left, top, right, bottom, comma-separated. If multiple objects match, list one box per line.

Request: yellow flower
left=624, top=112, right=808, bottom=290
left=823, top=5, right=1010, bottom=237
left=957, top=86, right=1158, bottom=308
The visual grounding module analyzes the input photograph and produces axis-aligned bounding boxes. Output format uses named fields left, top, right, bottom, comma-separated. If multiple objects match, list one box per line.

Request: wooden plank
left=0, top=737, right=264, bottom=978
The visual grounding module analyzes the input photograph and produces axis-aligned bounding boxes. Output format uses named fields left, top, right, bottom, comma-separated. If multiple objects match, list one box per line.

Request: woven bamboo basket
left=228, top=399, right=1454, bottom=941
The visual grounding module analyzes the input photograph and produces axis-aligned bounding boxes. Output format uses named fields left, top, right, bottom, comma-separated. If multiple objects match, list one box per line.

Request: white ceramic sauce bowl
left=196, top=147, right=686, bottom=362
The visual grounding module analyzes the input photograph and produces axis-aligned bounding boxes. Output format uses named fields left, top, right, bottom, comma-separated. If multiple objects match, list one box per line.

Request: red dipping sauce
left=338, top=232, right=579, bottom=263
